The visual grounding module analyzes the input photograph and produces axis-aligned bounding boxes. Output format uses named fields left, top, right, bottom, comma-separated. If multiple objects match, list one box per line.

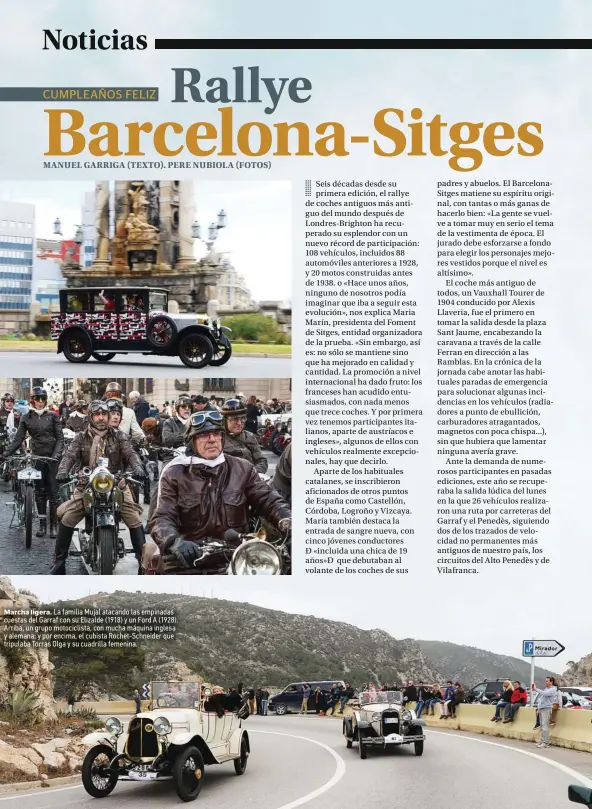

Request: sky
left=0, top=180, right=291, bottom=302
left=8, top=576, right=584, bottom=675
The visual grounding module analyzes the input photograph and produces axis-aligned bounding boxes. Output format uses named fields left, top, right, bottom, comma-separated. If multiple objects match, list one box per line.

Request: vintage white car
left=343, top=690, right=426, bottom=758
left=81, top=682, right=250, bottom=802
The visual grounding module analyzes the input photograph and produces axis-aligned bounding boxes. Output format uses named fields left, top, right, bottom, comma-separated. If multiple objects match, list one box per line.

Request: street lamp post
left=192, top=209, right=227, bottom=254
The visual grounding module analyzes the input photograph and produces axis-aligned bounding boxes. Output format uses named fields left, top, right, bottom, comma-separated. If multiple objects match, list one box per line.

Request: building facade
left=0, top=201, right=35, bottom=333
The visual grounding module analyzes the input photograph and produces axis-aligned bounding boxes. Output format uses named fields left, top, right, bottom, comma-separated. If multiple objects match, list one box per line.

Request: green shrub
left=6, top=688, right=40, bottom=717
left=74, top=707, right=98, bottom=720
left=224, top=314, right=281, bottom=344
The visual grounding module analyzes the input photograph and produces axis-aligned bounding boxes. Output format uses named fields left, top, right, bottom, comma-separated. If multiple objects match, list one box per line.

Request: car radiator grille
left=382, top=712, right=400, bottom=734
left=126, top=717, right=160, bottom=759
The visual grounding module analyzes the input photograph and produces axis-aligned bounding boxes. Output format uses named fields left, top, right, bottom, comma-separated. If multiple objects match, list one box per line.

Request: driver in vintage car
left=50, top=400, right=146, bottom=575
left=148, top=411, right=291, bottom=573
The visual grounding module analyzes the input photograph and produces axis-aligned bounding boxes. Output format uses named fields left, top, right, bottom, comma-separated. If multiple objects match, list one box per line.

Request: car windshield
left=149, top=291, right=167, bottom=312
left=360, top=690, right=402, bottom=705
left=151, top=681, right=201, bottom=708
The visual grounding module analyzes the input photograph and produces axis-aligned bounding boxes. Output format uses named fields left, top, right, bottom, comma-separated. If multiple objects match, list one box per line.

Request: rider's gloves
left=56, top=473, right=70, bottom=483
left=169, top=537, right=203, bottom=569
left=278, top=517, right=292, bottom=535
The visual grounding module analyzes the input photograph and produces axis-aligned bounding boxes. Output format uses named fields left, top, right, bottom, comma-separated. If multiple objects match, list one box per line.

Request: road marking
left=429, top=730, right=592, bottom=788
left=0, top=727, right=346, bottom=805
left=250, top=728, right=346, bottom=809
left=0, top=786, right=82, bottom=802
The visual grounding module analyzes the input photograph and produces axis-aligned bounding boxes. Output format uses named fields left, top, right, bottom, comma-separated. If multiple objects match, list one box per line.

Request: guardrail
left=407, top=702, right=592, bottom=753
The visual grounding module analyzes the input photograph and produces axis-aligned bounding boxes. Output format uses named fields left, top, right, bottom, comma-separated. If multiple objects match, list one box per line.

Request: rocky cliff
left=0, top=578, right=55, bottom=720
left=560, top=654, right=592, bottom=686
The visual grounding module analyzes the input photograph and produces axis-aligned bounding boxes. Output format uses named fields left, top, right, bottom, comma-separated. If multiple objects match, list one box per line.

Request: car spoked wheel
left=234, top=737, right=249, bottom=775
left=81, top=745, right=119, bottom=798
left=148, top=315, right=177, bottom=348
left=63, top=330, right=92, bottom=363
left=173, top=745, right=204, bottom=802
left=178, top=333, right=214, bottom=369
left=208, top=335, right=232, bottom=366
left=275, top=703, right=287, bottom=715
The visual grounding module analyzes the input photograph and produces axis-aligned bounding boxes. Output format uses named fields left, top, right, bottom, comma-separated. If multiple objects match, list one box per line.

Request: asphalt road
left=0, top=353, right=291, bottom=378
left=0, top=450, right=278, bottom=575
left=1, top=714, right=591, bottom=808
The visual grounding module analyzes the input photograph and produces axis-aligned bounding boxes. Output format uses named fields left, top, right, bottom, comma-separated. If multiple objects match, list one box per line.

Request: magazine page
left=0, top=2, right=590, bottom=806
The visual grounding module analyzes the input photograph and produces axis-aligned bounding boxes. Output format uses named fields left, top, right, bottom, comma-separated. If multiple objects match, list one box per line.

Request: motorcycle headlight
left=153, top=716, right=172, bottom=736
left=231, top=540, right=281, bottom=576
left=402, top=710, right=412, bottom=721
left=105, top=717, right=122, bottom=735
left=92, top=469, right=114, bottom=493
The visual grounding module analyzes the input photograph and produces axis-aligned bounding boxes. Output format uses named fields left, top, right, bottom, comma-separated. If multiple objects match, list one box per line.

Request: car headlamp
left=92, top=469, right=114, bottom=493
left=153, top=716, right=172, bottom=736
left=402, top=710, right=412, bottom=721
left=105, top=717, right=122, bottom=735
left=231, top=540, right=281, bottom=576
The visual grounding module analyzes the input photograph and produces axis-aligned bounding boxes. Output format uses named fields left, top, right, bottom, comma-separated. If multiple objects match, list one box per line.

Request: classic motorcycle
left=6, top=454, right=55, bottom=549
left=271, top=420, right=292, bottom=457
left=144, top=527, right=290, bottom=575
left=61, top=457, right=142, bottom=575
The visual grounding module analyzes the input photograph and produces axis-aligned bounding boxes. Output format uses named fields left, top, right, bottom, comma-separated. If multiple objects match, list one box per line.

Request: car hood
left=135, top=708, right=197, bottom=726
left=360, top=703, right=402, bottom=714
left=150, top=310, right=213, bottom=326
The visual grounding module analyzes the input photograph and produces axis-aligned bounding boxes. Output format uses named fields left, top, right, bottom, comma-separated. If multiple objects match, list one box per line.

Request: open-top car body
left=51, top=287, right=232, bottom=369
left=343, top=690, right=426, bottom=758
left=81, top=681, right=250, bottom=802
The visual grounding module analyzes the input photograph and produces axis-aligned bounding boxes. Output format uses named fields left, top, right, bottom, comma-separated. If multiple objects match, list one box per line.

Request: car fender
left=169, top=731, right=196, bottom=747
left=228, top=727, right=249, bottom=758
left=356, top=720, right=370, bottom=730
left=177, top=324, right=217, bottom=339
left=83, top=731, right=115, bottom=748
left=57, top=324, right=94, bottom=353
left=410, top=719, right=426, bottom=728
left=343, top=716, right=353, bottom=736
left=221, top=326, right=232, bottom=333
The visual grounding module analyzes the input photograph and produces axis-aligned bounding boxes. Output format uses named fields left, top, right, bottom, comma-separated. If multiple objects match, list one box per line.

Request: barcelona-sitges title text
left=44, top=67, right=544, bottom=172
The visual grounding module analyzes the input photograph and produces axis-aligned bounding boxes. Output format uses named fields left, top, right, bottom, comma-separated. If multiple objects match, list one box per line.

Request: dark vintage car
left=343, top=690, right=426, bottom=758
left=51, top=287, right=232, bottom=369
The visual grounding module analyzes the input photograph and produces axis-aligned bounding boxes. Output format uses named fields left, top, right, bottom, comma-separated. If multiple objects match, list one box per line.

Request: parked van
left=268, top=681, right=345, bottom=715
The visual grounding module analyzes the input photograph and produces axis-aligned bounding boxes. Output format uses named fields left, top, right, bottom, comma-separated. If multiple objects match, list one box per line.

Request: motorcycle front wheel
left=96, top=526, right=116, bottom=575
left=24, top=485, right=34, bottom=549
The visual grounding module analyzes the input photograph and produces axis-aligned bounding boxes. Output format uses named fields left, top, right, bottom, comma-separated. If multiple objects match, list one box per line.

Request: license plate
left=129, top=770, right=158, bottom=781
left=384, top=718, right=398, bottom=724
left=18, top=469, right=42, bottom=480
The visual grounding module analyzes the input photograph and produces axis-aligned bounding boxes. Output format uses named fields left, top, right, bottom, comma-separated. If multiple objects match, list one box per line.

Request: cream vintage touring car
left=81, top=682, right=250, bottom=802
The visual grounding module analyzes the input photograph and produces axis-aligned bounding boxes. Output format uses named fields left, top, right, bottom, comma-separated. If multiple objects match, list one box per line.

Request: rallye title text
left=43, top=66, right=544, bottom=172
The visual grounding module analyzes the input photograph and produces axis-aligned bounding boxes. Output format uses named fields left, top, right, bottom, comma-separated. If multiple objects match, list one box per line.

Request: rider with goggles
left=51, top=400, right=146, bottom=574
left=65, top=400, right=89, bottom=433
left=0, top=392, right=21, bottom=432
left=220, top=399, right=268, bottom=474
left=149, top=410, right=291, bottom=573
left=1, top=387, right=64, bottom=539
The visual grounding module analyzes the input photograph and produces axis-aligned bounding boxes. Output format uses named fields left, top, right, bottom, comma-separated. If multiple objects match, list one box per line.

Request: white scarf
left=5, top=410, right=15, bottom=432
left=29, top=406, right=48, bottom=416
left=176, top=414, right=189, bottom=426
left=157, top=452, right=226, bottom=501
